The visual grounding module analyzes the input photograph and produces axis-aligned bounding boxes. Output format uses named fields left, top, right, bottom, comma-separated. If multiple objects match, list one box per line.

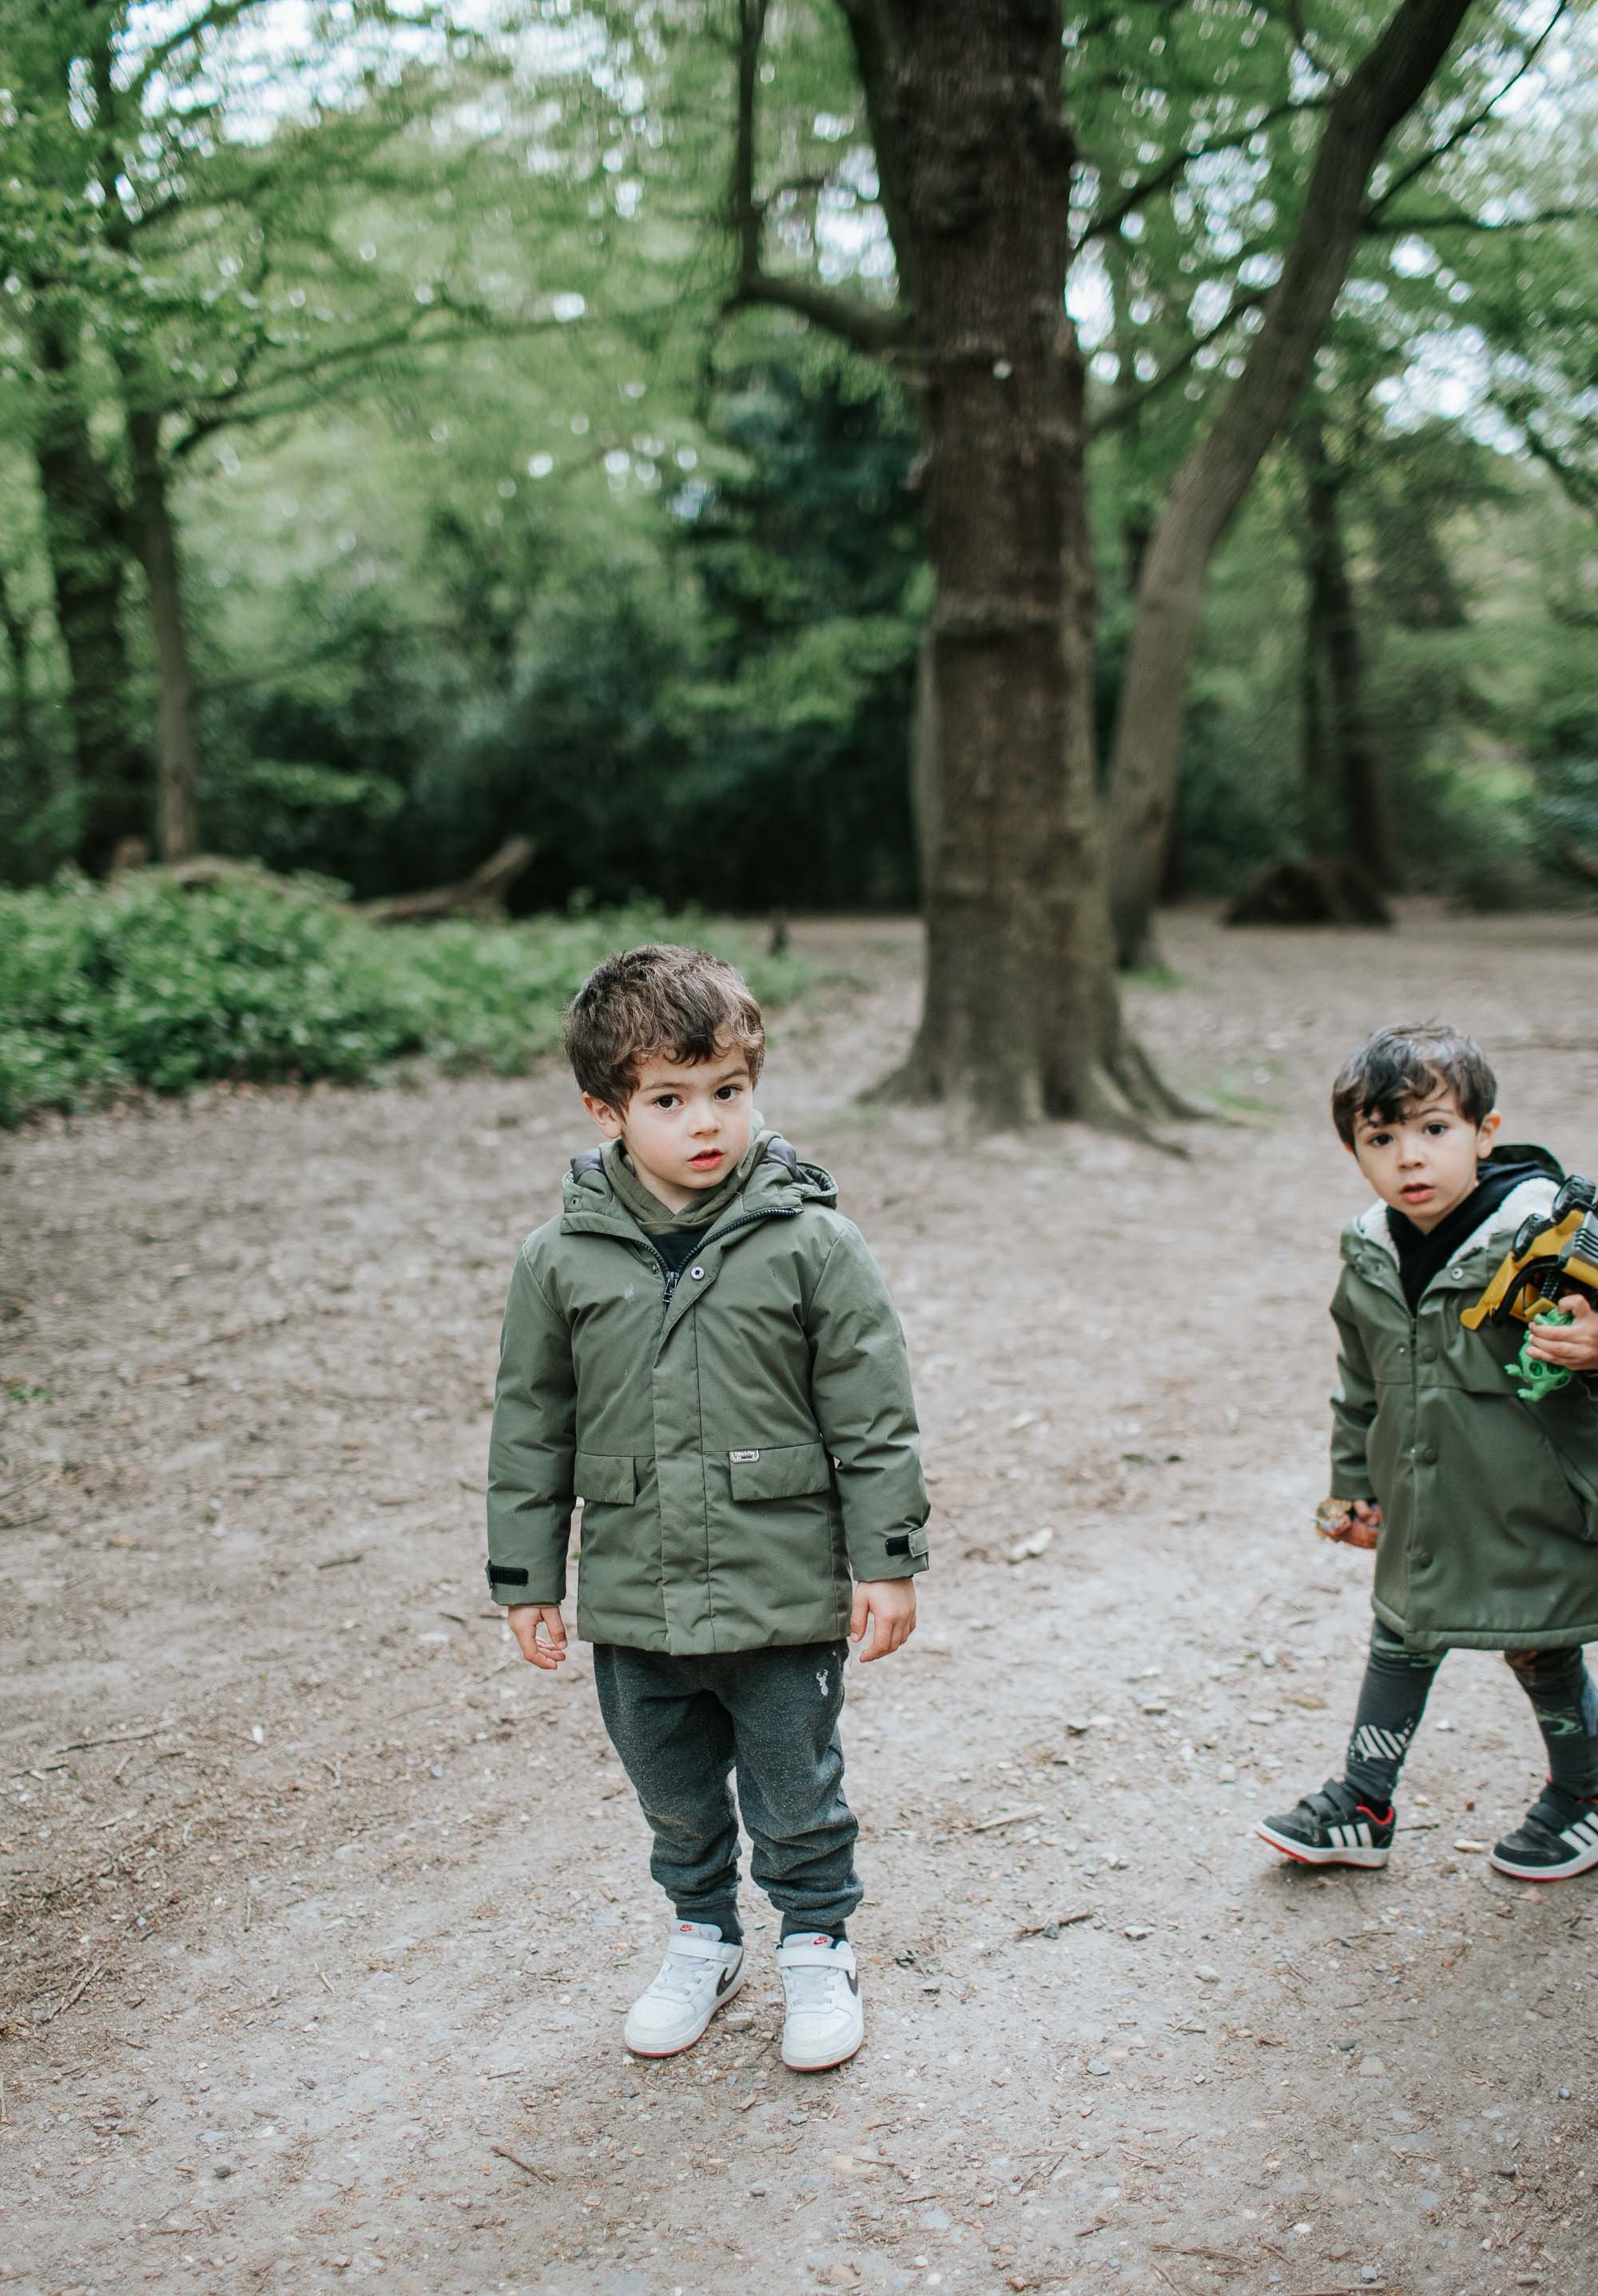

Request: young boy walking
left=1258, top=1024, right=1598, bottom=1880
left=485, top=944, right=929, bottom=2068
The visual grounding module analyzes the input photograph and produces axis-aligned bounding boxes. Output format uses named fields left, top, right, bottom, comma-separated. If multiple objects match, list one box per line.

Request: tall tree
left=723, top=0, right=1485, bottom=1114
left=877, top=0, right=1133, bottom=1122
left=1104, top=0, right=1557, bottom=961
left=0, top=0, right=519, bottom=863
left=1294, top=402, right=1392, bottom=894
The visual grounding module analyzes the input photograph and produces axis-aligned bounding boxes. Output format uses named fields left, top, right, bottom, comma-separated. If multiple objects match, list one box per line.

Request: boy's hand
left=1526, top=1293, right=1598, bottom=1370
left=849, top=1578, right=916, bottom=1661
left=1317, top=1498, right=1381, bottom=1549
left=505, top=1602, right=569, bottom=1671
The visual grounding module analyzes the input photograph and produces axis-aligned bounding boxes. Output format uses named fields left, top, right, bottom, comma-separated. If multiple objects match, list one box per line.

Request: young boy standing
left=486, top=945, right=929, bottom=2068
left=1259, top=1024, right=1598, bottom=1880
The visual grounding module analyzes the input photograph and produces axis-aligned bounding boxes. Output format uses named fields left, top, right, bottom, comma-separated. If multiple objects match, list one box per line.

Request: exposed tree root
left=865, top=1027, right=1203, bottom=1153
left=1107, top=1031, right=1216, bottom=1127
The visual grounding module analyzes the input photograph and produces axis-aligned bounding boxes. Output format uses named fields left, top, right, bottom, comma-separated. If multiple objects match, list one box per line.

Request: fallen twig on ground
left=491, top=2143, right=554, bottom=2182
left=968, top=1806, right=1043, bottom=1832
left=53, top=1727, right=162, bottom=1755
left=42, top=1960, right=104, bottom=2022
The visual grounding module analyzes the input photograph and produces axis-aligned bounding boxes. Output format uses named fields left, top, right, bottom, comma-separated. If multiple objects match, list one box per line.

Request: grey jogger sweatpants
left=591, top=1640, right=862, bottom=1940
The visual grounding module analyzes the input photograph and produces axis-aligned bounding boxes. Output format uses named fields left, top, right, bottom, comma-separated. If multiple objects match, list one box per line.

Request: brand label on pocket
left=729, top=1448, right=761, bottom=1463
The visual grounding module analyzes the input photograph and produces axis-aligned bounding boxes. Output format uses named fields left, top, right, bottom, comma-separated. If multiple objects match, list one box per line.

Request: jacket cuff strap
left=853, top=1528, right=930, bottom=1580
left=486, top=1562, right=566, bottom=1606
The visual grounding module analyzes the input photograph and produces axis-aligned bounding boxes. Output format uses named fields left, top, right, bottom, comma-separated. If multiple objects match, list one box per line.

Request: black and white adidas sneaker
left=1489, top=1783, right=1598, bottom=1880
left=1255, top=1778, right=1395, bottom=1868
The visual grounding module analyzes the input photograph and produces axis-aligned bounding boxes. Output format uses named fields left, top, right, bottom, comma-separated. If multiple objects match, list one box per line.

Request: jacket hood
left=559, top=1121, right=837, bottom=1237
left=1344, top=1143, right=1566, bottom=1270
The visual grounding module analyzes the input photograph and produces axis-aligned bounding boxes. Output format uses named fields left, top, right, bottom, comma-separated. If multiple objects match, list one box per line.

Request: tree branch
left=125, top=0, right=272, bottom=102
left=1363, top=0, right=1572, bottom=223
left=1077, top=94, right=1332, bottom=249
left=1088, top=285, right=1271, bottom=438
left=721, top=0, right=907, bottom=356
left=1362, top=201, right=1587, bottom=234
left=1493, top=394, right=1598, bottom=515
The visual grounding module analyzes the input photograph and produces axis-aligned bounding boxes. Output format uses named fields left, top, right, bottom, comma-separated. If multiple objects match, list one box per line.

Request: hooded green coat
left=485, top=1129, right=930, bottom=1653
left=1330, top=1152, right=1598, bottom=1651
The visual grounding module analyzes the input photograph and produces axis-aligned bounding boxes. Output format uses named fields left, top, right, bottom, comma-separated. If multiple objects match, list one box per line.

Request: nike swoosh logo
left=717, top=1966, right=737, bottom=1996
left=845, top=1972, right=859, bottom=1996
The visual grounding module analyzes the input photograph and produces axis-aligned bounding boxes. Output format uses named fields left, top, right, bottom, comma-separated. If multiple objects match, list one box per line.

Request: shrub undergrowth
left=0, top=873, right=810, bottom=1127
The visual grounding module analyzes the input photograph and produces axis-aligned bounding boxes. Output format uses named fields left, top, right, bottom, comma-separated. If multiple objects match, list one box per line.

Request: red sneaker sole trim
left=782, top=2040, right=863, bottom=2073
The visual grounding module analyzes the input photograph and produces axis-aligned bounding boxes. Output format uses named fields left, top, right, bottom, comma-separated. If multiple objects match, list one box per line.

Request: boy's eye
left=715, top=1083, right=742, bottom=1101
left=1369, top=1132, right=1390, bottom=1148
left=654, top=1094, right=678, bottom=1109
left=1425, top=1121, right=1448, bottom=1135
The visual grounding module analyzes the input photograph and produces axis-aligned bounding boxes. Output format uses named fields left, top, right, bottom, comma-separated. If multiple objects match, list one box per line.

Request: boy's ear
left=1478, top=1107, right=1502, bottom=1149
left=582, top=1089, right=625, bottom=1141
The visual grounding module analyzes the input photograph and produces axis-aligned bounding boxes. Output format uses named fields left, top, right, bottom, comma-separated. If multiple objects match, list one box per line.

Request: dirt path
left=5, top=908, right=1598, bottom=2296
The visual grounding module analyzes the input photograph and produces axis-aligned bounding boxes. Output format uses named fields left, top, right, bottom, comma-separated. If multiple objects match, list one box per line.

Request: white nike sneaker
left=623, top=1921, right=745, bottom=2058
left=777, top=1932, right=864, bottom=2071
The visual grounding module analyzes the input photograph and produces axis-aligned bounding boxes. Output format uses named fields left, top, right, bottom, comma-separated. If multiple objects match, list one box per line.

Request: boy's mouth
left=688, top=1149, right=724, bottom=1170
left=1399, top=1182, right=1433, bottom=1202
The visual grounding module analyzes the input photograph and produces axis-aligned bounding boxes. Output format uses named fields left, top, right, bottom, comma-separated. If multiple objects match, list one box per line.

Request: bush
left=0, top=874, right=809, bottom=1127
left=1529, top=757, right=1598, bottom=887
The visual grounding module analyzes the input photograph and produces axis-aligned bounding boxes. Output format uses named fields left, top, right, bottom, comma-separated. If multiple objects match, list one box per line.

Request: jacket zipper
left=651, top=1204, right=801, bottom=1310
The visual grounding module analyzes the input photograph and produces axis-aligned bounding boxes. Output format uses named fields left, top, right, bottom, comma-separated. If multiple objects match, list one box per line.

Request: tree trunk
left=1297, top=411, right=1393, bottom=888
left=125, top=404, right=202, bottom=862
left=881, top=0, right=1165, bottom=1127
left=1105, top=0, right=1473, bottom=965
left=908, top=619, right=940, bottom=902
left=30, top=312, right=147, bottom=873
left=0, top=563, right=34, bottom=755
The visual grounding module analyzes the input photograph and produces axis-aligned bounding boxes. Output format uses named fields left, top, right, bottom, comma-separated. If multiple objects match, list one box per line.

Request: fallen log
left=360, top=835, right=535, bottom=925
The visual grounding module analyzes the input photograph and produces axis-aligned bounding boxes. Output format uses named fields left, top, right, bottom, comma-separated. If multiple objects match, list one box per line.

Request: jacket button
left=690, top=1265, right=706, bottom=1280
left=1414, top=1550, right=1433, bottom=1568
left=1421, top=1346, right=1437, bottom=1362
left=1421, top=1445, right=1438, bottom=1463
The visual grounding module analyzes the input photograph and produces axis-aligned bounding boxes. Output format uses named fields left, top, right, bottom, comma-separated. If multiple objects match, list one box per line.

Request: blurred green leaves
left=0, top=873, right=809, bottom=1126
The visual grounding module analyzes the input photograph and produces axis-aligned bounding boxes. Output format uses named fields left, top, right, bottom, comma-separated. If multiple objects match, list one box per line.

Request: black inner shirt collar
left=1385, top=1160, right=1544, bottom=1313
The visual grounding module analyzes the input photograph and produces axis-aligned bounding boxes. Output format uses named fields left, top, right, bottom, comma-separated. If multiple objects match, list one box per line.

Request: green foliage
left=0, top=874, right=808, bottom=1127
left=193, top=351, right=924, bottom=913
left=204, top=759, right=407, bottom=878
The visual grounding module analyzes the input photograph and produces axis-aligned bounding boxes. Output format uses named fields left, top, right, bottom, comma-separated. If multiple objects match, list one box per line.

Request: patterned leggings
left=1343, top=1622, right=1598, bottom=1807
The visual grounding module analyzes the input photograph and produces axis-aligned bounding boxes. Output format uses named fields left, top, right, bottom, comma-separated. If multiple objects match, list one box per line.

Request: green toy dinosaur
left=1508, top=1302, right=1575, bottom=1403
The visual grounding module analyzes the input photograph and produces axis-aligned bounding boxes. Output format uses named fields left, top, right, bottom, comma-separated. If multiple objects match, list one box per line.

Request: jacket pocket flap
left=729, top=1441, right=832, bottom=1502
left=574, top=1450, right=638, bottom=1506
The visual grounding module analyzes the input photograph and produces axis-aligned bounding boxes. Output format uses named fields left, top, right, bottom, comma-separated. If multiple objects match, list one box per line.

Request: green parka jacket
left=485, top=1130, right=930, bottom=1653
left=1330, top=1152, right=1598, bottom=1651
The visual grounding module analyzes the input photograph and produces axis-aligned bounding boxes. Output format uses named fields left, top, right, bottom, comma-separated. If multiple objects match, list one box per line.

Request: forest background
left=2, top=0, right=1597, bottom=1124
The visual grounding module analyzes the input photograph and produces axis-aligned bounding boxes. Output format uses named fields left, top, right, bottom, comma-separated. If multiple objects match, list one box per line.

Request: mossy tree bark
left=875, top=0, right=1169, bottom=1124
left=30, top=310, right=148, bottom=873
left=1296, top=408, right=1393, bottom=893
left=125, top=404, right=202, bottom=862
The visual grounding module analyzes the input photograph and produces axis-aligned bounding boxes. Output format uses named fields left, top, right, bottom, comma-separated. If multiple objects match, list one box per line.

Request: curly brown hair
left=1330, top=1022, right=1497, bottom=1146
left=563, top=944, right=765, bottom=1111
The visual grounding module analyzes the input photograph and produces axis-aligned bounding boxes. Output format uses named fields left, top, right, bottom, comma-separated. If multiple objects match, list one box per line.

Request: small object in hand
left=1508, top=1302, right=1574, bottom=1403
left=1315, top=1498, right=1356, bottom=1542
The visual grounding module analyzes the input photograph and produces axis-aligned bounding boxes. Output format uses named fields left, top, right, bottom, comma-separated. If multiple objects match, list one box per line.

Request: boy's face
left=1347, top=1082, right=1501, bottom=1233
left=584, top=1037, right=756, bottom=1214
